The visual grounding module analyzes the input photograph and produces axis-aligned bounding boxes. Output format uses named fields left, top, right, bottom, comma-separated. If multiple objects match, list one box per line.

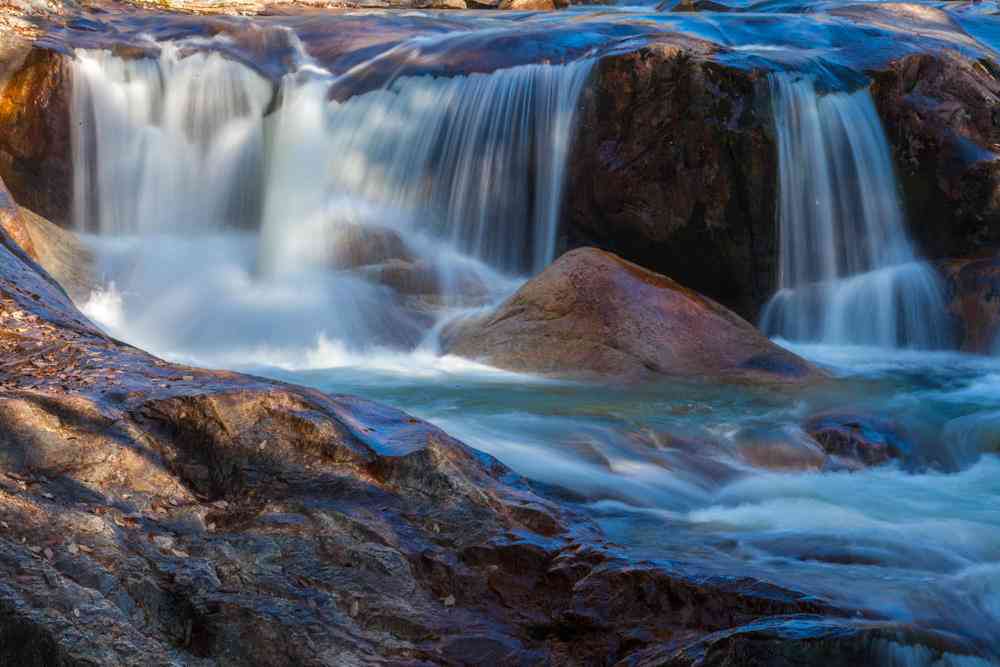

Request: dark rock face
left=870, top=50, right=1000, bottom=262
left=0, top=181, right=852, bottom=664
left=441, top=247, right=824, bottom=383
left=0, top=45, right=72, bottom=227
left=564, top=41, right=778, bottom=322
left=939, top=254, right=1000, bottom=354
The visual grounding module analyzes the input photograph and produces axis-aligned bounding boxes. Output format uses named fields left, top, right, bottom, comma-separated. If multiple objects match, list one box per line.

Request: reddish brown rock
left=441, top=248, right=825, bottom=383
left=733, top=425, right=827, bottom=472
left=0, top=46, right=72, bottom=226
left=870, top=50, right=1000, bottom=261
left=804, top=412, right=912, bottom=468
left=939, top=254, right=1000, bottom=354
left=564, top=41, right=777, bottom=321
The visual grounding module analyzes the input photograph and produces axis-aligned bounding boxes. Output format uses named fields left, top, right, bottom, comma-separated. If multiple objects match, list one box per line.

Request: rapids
left=50, top=0, right=1000, bottom=662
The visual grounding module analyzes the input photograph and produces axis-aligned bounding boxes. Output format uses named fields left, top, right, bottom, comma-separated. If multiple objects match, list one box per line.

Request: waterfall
left=760, top=73, right=953, bottom=349
left=71, top=46, right=272, bottom=235
left=69, top=42, right=592, bottom=362
left=72, top=44, right=591, bottom=276
left=258, top=59, right=594, bottom=277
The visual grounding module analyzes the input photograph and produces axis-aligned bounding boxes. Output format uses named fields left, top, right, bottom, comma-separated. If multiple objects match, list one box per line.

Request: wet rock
left=938, top=253, right=1000, bottom=354
left=358, top=258, right=491, bottom=309
left=326, top=222, right=413, bottom=270
left=870, top=50, right=1000, bottom=262
left=804, top=412, right=911, bottom=468
left=358, top=259, right=440, bottom=295
left=441, top=247, right=825, bottom=383
left=733, top=425, right=827, bottom=472
left=0, top=46, right=71, bottom=226
left=18, top=207, right=96, bottom=302
left=565, top=40, right=777, bottom=321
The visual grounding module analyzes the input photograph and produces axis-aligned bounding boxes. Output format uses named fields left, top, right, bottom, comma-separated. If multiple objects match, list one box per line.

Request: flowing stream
left=62, top=10, right=1000, bottom=664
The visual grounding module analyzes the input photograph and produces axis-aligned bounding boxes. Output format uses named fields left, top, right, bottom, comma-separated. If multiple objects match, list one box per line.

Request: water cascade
left=71, top=46, right=272, bottom=235
left=69, top=42, right=593, bottom=362
left=261, top=60, right=594, bottom=277
left=760, top=73, right=953, bottom=349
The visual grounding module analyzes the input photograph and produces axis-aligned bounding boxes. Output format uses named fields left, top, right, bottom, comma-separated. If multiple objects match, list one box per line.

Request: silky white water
left=760, top=74, right=953, bottom=349
left=71, top=42, right=592, bottom=359
left=261, top=58, right=593, bottom=277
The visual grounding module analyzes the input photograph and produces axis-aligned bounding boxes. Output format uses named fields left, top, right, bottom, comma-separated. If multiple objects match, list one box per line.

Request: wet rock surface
left=871, top=50, right=1000, bottom=263
left=804, top=412, right=912, bottom=469
left=565, top=41, right=777, bottom=322
left=622, top=616, right=981, bottom=667
left=0, top=183, right=851, bottom=664
left=441, top=247, right=825, bottom=383
left=0, top=43, right=71, bottom=227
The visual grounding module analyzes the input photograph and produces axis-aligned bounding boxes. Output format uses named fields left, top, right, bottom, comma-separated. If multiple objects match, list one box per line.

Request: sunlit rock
left=441, top=247, right=826, bottom=383
left=0, top=45, right=71, bottom=225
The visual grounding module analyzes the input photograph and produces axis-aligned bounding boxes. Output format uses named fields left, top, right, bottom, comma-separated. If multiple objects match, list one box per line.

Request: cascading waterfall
left=71, top=46, right=272, bottom=235
left=760, top=73, right=953, bottom=349
left=69, top=41, right=593, bottom=362
left=259, top=59, right=593, bottom=277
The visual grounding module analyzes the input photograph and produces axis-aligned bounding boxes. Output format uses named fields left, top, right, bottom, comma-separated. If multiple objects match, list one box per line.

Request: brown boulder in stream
left=870, top=50, right=1000, bottom=261
left=441, top=247, right=825, bottom=383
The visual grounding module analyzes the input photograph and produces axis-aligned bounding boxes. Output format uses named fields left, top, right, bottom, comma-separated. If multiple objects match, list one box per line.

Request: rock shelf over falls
left=0, top=0, right=998, bottom=665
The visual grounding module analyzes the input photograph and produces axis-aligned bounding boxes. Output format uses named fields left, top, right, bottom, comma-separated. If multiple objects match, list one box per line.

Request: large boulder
left=870, top=50, right=1000, bottom=261
left=17, top=206, right=95, bottom=301
left=441, top=248, right=824, bottom=383
left=564, top=41, right=777, bottom=321
left=0, top=45, right=71, bottom=226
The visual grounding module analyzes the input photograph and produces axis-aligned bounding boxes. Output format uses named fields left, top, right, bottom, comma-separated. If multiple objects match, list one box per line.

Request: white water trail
left=259, top=59, right=594, bottom=277
left=70, top=42, right=592, bottom=366
left=760, top=74, right=953, bottom=349
left=71, top=46, right=271, bottom=235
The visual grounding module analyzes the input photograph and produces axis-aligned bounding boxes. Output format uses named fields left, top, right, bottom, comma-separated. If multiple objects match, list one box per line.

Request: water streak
left=760, top=73, right=953, bottom=349
left=259, top=59, right=593, bottom=277
left=71, top=46, right=271, bottom=235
